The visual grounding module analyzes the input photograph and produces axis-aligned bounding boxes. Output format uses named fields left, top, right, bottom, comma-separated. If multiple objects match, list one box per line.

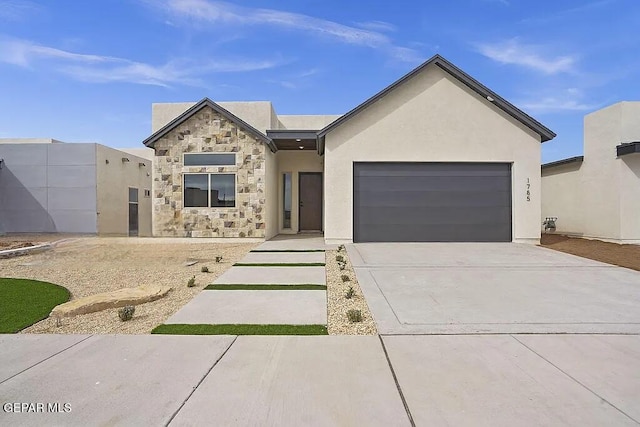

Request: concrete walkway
left=1, top=333, right=638, bottom=426
left=164, top=235, right=327, bottom=327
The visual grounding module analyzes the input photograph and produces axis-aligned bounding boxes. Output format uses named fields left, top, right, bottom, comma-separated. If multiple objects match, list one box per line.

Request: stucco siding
left=541, top=163, right=585, bottom=234
left=619, top=156, right=640, bottom=242
left=264, top=149, right=278, bottom=239
left=276, top=151, right=324, bottom=234
left=95, top=145, right=152, bottom=236
left=323, top=64, right=542, bottom=243
left=277, top=115, right=341, bottom=130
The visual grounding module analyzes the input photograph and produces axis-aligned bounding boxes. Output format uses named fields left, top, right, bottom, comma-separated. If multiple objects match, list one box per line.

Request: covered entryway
left=353, top=162, right=512, bottom=242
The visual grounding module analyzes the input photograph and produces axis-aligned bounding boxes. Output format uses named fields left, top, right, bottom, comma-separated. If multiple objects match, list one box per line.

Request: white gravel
left=326, top=248, right=377, bottom=335
left=0, top=237, right=258, bottom=334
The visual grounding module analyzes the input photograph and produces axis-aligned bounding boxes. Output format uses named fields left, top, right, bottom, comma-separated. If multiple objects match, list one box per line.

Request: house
left=143, top=54, right=555, bottom=244
left=542, top=102, right=640, bottom=243
left=0, top=139, right=152, bottom=236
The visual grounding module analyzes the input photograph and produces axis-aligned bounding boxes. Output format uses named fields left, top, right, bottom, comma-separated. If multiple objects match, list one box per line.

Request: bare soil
left=540, top=234, right=640, bottom=272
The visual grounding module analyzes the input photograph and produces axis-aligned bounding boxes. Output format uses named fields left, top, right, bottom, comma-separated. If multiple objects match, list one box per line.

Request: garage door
left=353, top=162, right=512, bottom=242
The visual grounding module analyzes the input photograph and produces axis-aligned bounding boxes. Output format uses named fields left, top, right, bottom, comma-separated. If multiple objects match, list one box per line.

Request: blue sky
left=0, top=0, right=638, bottom=162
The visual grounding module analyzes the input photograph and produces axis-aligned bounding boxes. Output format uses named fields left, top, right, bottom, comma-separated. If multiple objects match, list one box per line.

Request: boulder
left=50, top=285, right=171, bottom=319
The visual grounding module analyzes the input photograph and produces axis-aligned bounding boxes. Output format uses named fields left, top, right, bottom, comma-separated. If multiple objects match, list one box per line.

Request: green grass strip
left=0, top=278, right=70, bottom=333
left=250, top=249, right=325, bottom=253
left=151, top=324, right=328, bottom=335
left=205, top=284, right=326, bottom=291
left=234, top=262, right=325, bottom=267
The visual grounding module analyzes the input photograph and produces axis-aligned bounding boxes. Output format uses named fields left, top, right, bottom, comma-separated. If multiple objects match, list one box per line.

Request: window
left=184, top=174, right=235, bottom=208
left=184, top=153, right=236, bottom=166
left=283, top=173, right=292, bottom=228
left=128, top=187, right=138, bottom=203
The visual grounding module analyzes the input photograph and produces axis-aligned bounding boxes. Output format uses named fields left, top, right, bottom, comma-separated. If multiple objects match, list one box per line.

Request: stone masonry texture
left=152, top=106, right=266, bottom=237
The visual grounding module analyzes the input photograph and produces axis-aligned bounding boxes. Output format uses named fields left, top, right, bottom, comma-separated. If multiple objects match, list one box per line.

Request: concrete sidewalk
left=1, top=334, right=638, bottom=426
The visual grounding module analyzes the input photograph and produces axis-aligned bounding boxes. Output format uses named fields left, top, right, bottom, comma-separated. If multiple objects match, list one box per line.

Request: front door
left=299, top=172, right=322, bottom=231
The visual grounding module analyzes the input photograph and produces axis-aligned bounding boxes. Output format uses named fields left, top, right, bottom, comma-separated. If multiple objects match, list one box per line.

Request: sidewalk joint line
left=378, top=335, right=416, bottom=427
left=165, top=335, right=238, bottom=427
left=510, top=335, right=640, bottom=425
left=0, top=334, right=95, bottom=386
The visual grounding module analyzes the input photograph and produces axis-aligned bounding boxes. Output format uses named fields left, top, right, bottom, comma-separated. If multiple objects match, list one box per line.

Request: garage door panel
left=357, top=190, right=511, bottom=208
left=354, top=176, right=510, bottom=192
left=353, top=162, right=512, bottom=242
left=357, top=206, right=511, bottom=225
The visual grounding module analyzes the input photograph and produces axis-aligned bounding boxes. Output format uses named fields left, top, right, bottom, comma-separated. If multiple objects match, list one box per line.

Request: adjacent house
left=0, top=139, right=152, bottom=236
left=143, top=54, right=555, bottom=244
left=542, top=102, right=640, bottom=244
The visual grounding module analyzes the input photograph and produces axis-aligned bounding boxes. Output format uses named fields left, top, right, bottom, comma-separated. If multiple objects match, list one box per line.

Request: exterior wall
left=95, top=145, right=152, bottom=236
left=152, top=101, right=278, bottom=134
left=541, top=163, right=585, bottom=234
left=0, top=143, right=97, bottom=233
left=277, top=115, right=341, bottom=130
left=264, top=149, right=278, bottom=239
left=118, top=147, right=155, bottom=162
left=323, top=64, right=542, bottom=244
left=0, top=138, right=64, bottom=144
left=276, top=151, right=324, bottom=234
left=541, top=101, right=640, bottom=243
left=151, top=106, right=267, bottom=238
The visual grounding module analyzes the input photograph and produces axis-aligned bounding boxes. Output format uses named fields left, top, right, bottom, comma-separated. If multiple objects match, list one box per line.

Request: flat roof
left=541, top=156, right=584, bottom=169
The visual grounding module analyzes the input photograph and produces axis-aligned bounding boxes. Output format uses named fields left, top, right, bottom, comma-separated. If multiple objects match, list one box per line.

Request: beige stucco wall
left=275, top=151, right=324, bottom=234
left=541, top=163, right=584, bottom=234
left=96, top=144, right=152, bottom=236
left=277, top=115, right=341, bottom=130
left=264, top=149, right=278, bottom=239
left=542, top=102, right=640, bottom=243
left=323, top=64, right=542, bottom=244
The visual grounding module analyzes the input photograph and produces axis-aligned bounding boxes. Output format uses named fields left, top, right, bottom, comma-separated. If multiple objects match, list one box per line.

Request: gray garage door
left=353, top=162, right=512, bottom=242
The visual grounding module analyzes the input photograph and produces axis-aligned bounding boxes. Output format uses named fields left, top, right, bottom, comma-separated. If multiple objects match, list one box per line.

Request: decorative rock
left=50, top=285, right=171, bottom=319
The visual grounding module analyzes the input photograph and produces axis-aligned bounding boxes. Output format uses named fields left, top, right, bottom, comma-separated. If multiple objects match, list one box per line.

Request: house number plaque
left=526, top=178, right=531, bottom=201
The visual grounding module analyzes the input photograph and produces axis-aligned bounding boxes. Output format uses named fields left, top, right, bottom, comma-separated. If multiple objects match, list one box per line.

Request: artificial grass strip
left=250, top=249, right=325, bottom=253
left=205, top=284, right=326, bottom=291
left=233, top=262, right=325, bottom=267
left=0, top=278, right=70, bottom=333
left=151, top=324, right=328, bottom=335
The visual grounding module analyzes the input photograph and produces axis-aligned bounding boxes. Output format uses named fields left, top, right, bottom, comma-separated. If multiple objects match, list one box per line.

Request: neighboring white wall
left=277, top=115, right=341, bottom=130
left=324, top=64, right=542, bottom=244
left=541, top=163, right=584, bottom=234
left=0, top=143, right=98, bottom=233
left=264, top=149, right=279, bottom=239
left=275, top=151, right=324, bottom=234
left=95, top=145, right=152, bottom=236
left=542, top=102, right=640, bottom=243
left=119, top=147, right=155, bottom=162
left=0, top=138, right=64, bottom=144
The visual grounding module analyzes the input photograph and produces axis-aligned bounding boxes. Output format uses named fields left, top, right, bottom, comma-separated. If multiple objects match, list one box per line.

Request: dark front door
left=353, top=162, right=512, bottom=242
left=299, top=172, right=323, bottom=231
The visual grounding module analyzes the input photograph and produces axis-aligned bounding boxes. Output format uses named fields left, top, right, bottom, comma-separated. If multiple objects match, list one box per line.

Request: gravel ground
left=325, top=248, right=377, bottom=335
left=0, top=237, right=258, bottom=334
left=541, top=233, right=640, bottom=272
left=0, top=233, right=88, bottom=251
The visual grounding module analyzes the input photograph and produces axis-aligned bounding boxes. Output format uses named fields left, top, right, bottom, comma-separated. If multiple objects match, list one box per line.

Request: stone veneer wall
left=152, top=106, right=266, bottom=237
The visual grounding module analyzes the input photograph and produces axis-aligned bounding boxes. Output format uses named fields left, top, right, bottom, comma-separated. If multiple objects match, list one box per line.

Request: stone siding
left=152, top=106, right=266, bottom=237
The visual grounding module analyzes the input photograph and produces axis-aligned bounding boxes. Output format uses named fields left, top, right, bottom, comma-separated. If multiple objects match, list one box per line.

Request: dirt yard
left=0, top=237, right=258, bottom=334
left=540, top=234, right=640, bottom=272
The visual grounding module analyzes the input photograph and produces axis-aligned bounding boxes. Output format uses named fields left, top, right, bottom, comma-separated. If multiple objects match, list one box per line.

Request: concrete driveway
left=349, top=243, right=640, bottom=334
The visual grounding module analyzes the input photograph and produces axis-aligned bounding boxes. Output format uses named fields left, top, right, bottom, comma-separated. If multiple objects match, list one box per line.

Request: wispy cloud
left=146, top=0, right=422, bottom=63
left=0, top=0, right=41, bottom=21
left=518, top=88, right=600, bottom=113
left=476, top=38, right=576, bottom=74
left=521, top=0, right=615, bottom=25
left=355, top=20, right=396, bottom=32
left=0, top=36, right=283, bottom=87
